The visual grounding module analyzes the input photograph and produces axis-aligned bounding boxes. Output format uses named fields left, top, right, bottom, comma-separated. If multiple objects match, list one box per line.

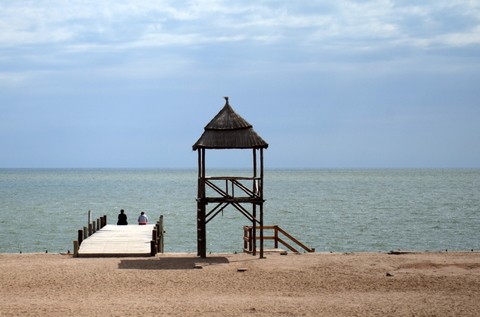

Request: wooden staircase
left=243, top=225, right=315, bottom=254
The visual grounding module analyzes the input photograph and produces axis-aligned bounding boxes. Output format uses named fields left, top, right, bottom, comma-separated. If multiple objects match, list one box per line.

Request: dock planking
left=78, top=224, right=155, bottom=257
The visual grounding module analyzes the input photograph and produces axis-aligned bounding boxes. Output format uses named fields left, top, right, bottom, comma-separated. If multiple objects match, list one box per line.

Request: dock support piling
left=159, top=215, right=164, bottom=253
left=150, top=240, right=156, bottom=256
left=73, top=240, right=79, bottom=257
left=78, top=229, right=83, bottom=246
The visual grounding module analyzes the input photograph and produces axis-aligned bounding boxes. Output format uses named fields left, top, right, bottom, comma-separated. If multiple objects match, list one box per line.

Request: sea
left=0, top=168, right=479, bottom=254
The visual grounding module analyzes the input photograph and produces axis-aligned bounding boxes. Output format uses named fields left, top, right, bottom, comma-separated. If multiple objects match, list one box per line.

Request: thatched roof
left=192, top=97, right=269, bottom=150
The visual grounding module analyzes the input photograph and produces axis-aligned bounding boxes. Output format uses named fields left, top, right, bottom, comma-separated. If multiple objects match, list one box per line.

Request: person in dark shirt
left=117, top=209, right=128, bottom=225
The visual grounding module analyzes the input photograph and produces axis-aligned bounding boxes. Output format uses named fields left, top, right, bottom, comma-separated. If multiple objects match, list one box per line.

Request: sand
left=1, top=251, right=479, bottom=316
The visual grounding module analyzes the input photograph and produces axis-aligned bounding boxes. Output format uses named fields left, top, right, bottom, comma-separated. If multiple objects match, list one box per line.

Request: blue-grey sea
left=0, top=169, right=479, bottom=254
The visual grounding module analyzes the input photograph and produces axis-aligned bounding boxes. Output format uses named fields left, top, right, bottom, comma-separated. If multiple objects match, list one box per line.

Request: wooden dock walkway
left=78, top=224, right=155, bottom=257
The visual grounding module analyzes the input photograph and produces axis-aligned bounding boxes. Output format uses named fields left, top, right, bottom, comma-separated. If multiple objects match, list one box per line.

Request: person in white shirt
left=137, top=212, right=148, bottom=225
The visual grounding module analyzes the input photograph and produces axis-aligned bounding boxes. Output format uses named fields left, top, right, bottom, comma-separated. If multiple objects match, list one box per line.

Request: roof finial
left=224, top=96, right=229, bottom=104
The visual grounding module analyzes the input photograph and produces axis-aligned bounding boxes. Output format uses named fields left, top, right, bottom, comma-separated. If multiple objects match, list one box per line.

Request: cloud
left=1, top=1, right=480, bottom=168
left=0, top=0, right=480, bottom=82
left=1, top=1, right=479, bottom=94
left=1, top=1, right=477, bottom=49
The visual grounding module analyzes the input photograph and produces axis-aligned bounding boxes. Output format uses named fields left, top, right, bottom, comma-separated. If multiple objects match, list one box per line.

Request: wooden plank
left=78, top=224, right=155, bottom=257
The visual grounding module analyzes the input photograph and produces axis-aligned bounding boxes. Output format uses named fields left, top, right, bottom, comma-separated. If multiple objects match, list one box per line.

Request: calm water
left=0, top=169, right=479, bottom=253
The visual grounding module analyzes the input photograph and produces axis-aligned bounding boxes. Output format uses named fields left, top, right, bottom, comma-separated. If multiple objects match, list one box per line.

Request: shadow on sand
left=118, top=256, right=229, bottom=270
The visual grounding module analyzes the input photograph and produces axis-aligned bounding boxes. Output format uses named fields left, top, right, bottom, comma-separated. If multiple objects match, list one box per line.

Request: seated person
left=117, top=209, right=128, bottom=225
left=137, top=211, right=148, bottom=225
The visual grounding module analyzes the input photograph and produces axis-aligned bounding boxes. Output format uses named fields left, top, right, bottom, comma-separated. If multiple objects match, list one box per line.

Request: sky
left=1, top=0, right=479, bottom=169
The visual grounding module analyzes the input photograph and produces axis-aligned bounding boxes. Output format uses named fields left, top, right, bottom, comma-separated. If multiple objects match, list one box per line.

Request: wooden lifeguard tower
left=193, top=97, right=268, bottom=258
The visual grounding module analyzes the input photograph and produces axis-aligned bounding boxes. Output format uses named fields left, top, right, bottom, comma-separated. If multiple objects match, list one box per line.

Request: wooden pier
left=74, top=215, right=164, bottom=257
left=77, top=225, right=155, bottom=257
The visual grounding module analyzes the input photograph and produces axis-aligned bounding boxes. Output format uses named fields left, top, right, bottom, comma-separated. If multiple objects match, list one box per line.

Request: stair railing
left=243, top=225, right=315, bottom=254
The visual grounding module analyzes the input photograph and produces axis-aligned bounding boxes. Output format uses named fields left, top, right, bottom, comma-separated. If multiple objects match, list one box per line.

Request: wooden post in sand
left=249, top=227, right=254, bottom=252
left=274, top=225, right=279, bottom=249
left=150, top=240, right=156, bottom=256
left=73, top=240, right=79, bottom=257
left=157, top=216, right=164, bottom=253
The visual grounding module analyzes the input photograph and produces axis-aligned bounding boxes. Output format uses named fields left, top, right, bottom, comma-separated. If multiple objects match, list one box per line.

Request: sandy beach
left=1, top=251, right=479, bottom=316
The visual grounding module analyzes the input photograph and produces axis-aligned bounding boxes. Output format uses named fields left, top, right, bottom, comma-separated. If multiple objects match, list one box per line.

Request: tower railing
left=203, top=176, right=262, bottom=200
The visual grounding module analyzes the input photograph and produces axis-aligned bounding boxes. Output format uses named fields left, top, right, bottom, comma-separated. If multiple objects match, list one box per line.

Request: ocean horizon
left=1, top=168, right=479, bottom=254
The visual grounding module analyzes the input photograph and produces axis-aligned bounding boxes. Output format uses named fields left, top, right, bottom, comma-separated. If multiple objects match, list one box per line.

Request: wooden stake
left=73, top=240, right=79, bottom=257
left=78, top=229, right=83, bottom=246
